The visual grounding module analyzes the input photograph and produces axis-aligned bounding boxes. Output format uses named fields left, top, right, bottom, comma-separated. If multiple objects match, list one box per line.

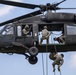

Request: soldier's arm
left=46, top=31, right=51, bottom=38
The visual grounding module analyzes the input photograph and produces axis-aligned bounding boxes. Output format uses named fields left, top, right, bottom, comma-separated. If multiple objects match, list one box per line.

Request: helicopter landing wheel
left=28, top=56, right=38, bottom=64
left=29, top=46, right=38, bottom=56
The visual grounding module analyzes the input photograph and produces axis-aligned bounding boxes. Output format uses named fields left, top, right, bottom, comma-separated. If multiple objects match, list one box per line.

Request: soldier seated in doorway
left=40, top=26, right=51, bottom=44
left=22, top=25, right=31, bottom=37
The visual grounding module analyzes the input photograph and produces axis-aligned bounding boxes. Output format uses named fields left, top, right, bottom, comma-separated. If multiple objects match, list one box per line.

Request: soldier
left=22, top=25, right=31, bottom=36
left=40, top=26, right=51, bottom=44
left=54, top=34, right=66, bottom=44
left=49, top=52, right=64, bottom=72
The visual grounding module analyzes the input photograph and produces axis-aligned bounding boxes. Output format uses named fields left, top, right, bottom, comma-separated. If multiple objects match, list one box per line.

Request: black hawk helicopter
left=0, top=0, right=76, bottom=64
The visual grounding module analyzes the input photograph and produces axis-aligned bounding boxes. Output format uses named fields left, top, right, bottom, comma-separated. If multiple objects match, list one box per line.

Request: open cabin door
left=15, top=25, right=34, bottom=46
left=64, top=24, right=76, bottom=44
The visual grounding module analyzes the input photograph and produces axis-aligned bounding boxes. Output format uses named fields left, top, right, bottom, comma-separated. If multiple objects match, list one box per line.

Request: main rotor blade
left=57, top=7, right=76, bottom=10
left=61, top=8, right=76, bottom=9
left=0, top=0, right=40, bottom=9
left=52, top=0, right=66, bottom=7
left=0, top=10, right=41, bottom=26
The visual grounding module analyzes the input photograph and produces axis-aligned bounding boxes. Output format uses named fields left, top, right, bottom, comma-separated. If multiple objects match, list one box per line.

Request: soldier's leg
left=59, top=36, right=65, bottom=44
left=52, top=62, right=56, bottom=72
left=46, top=37, right=49, bottom=44
left=58, top=64, right=61, bottom=71
left=40, top=38, right=43, bottom=44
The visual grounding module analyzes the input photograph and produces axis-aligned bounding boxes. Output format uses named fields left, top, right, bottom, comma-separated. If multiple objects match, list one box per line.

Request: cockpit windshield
left=1, top=25, right=13, bottom=35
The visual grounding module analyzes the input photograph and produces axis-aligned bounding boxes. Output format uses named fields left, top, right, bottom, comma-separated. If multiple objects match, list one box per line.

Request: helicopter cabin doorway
left=16, top=24, right=39, bottom=46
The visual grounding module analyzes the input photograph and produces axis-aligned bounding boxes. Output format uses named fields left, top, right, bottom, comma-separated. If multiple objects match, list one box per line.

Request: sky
left=0, top=0, right=76, bottom=75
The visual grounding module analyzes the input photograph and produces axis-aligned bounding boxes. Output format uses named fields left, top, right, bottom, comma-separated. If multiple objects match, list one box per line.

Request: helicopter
left=0, top=0, right=76, bottom=64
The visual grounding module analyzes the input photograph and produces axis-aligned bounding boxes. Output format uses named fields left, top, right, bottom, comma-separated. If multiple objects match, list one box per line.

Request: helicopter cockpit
left=0, top=25, right=14, bottom=35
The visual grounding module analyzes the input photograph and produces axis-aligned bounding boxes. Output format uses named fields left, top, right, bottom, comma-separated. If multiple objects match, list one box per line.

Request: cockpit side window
left=2, top=26, right=13, bottom=35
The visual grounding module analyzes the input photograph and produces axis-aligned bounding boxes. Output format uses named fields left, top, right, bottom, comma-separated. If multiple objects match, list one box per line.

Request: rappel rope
left=41, top=53, right=45, bottom=75
left=51, top=33, right=57, bottom=75
left=41, top=44, right=49, bottom=75
left=52, top=33, right=62, bottom=75
left=54, top=42, right=57, bottom=53
left=52, top=33, right=57, bottom=53
left=46, top=44, right=48, bottom=75
left=60, top=70, right=62, bottom=75
left=51, top=32, right=57, bottom=53
left=54, top=71, right=56, bottom=75
left=41, top=32, right=62, bottom=75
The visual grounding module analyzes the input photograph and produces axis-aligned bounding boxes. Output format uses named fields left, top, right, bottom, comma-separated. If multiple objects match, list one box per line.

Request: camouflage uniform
left=22, top=25, right=30, bottom=35
left=49, top=53, right=64, bottom=72
left=54, top=34, right=66, bottom=44
left=52, top=53, right=64, bottom=72
left=40, top=26, right=50, bottom=44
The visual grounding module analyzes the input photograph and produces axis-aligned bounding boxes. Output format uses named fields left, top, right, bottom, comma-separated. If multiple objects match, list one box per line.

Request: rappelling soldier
left=49, top=52, right=64, bottom=72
